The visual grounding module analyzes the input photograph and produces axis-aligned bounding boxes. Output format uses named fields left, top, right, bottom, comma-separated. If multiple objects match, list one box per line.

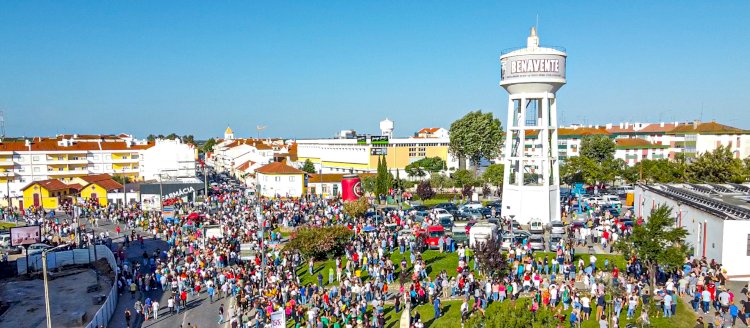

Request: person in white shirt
left=152, top=300, right=159, bottom=320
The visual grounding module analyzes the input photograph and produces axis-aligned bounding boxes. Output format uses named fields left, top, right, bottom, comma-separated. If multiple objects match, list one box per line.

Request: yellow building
left=296, top=135, right=457, bottom=174
left=75, top=174, right=123, bottom=206
left=21, top=179, right=74, bottom=210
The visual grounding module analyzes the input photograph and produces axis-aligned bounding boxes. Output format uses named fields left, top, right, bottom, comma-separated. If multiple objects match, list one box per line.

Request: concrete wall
left=722, top=221, right=750, bottom=279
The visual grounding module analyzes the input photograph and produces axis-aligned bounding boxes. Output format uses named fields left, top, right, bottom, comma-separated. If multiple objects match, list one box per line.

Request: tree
left=343, top=197, right=369, bottom=218
left=301, top=159, right=316, bottom=174
left=449, top=110, right=503, bottom=170
left=429, top=173, right=451, bottom=191
left=452, top=169, right=478, bottom=187
left=147, top=134, right=156, bottom=142
left=482, top=163, right=504, bottom=187
left=580, top=135, right=615, bottom=163
left=613, top=204, right=689, bottom=288
left=166, top=133, right=179, bottom=140
left=375, top=156, right=392, bottom=197
left=686, top=145, right=746, bottom=183
left=473, top=237, right=508, bottom=278
left=631, top=159, right=684, bottom=183
left=461, top=185, right=473, bottom=199
left=283, top=226, right=354, bottom=260
left=416, top=181, right=435, bottom=200
left=200, top=138, right=217, bottom=154
left=362, top=176, right=376, bottom=195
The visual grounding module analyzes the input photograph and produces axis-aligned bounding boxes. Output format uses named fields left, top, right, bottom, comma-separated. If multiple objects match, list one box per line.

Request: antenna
left=0, top=111, right=5, bottom=140
left=256, top=125, right=267, bottom=140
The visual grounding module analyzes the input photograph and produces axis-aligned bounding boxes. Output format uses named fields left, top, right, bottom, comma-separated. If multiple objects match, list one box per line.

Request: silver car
left=549, top=221, right=565, bottom=235
left=528, top=234, right=545, bottom=251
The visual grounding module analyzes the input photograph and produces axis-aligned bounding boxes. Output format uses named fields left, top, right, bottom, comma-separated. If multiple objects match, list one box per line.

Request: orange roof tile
left=669, top=121, right=745, bottom=134
left=88, top=179, right=124, bottom=192
left=418, top=127, right=441, bottom=134
left=0, top=140, right=152, bottom=152
left=79, top=173, right=115, bottom=183
left=21, top=179, right=70, bottom=192
left=255, top=161, right=306, bottom=175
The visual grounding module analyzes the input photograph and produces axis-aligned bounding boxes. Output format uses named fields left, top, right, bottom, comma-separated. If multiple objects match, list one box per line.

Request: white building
left=139, top=138, right=197, bottom=181
left=255, top=161, right=306, bottom=198
left=635, top=183, right=750, bottom=280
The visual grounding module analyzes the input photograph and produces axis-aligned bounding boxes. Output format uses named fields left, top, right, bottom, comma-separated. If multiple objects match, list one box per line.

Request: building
left=500, top=27, right=566, bottom=224
left=307, top=173, right=375, bottom=198
left=416, top=127, right=449, bottom=139
left=635, top=183, right=750, bottom=280
left=255, top=161, right=306, bottom=198
left=506, top=120, right=750, bottom=166
left=139, top=138, right=197, bottom=181
left=76, top=174, right=124, bottom=206
left=0, top=134, right=197, bottom=202
left=21, top=179, right=76, bottom=210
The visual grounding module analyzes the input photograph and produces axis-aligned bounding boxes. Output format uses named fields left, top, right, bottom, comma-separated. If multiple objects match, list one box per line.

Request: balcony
left=47, top=169, right=89, bottom=176
left=0, top=160, right=14, bottom=166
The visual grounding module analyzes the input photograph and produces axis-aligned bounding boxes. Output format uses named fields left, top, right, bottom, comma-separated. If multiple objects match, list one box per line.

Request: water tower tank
left=500, top=27, right=566, bottom=94
left=380, top=118, right=394, bottom=137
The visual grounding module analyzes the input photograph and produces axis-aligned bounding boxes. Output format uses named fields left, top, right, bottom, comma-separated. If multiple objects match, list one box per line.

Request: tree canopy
left=405, top=156, right=445, bottom=178
left=686, top=145, right=746, bottom=183
left=613, top=204, right=689, bottom=286
left=580, top=135, right=615, bottom=162
left=449, top=110, right=503, bottom=169
left=301, top=159, right=316, bottom=174
left=482, top=163, right=504, bottom=187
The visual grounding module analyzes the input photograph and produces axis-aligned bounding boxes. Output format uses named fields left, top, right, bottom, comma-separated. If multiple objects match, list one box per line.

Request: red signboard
left=341, top=175, right=362, bottom=202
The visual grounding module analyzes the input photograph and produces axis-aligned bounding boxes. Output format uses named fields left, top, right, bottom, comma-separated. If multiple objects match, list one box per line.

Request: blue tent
left=362, top=226, right=377, bottom=232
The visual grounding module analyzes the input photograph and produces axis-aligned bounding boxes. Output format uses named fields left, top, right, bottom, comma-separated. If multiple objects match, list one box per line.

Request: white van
left=529, top=219, right=545, bottom=234
left=0, top=234, right=10, bottom=248
left=469, top=223, right=498, bottom=248
left=603, top=195, right=622, bottom=207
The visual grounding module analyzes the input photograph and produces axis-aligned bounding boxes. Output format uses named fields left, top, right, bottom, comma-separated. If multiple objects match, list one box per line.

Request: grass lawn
left=533, top=251, right=628, bottom=271
left=271, top=227, right=292, bottom=239
left=0, top=222, right=16, bottom=230
left=296, top=249, right=476, bottom=287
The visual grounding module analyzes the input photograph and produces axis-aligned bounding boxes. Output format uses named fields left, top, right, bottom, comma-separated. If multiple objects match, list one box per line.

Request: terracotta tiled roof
left=67, top=183, right=84, bottom=191
left=79, top=173, right=114, bottom=183
left=418, top=128, right=441, bottom=134
left=669, top=121, right=745, bottom=134
left=0, top=140, right=152, bottom=152
left=525, top=127, right=609, bottom=138
left=256, top=161, right=305, bottom=175
left=615, top=138, right=667, bottom=149
left=88, top=179, right=124, bottom=191
left=637, top=123, right=681, bottom=133
left=21, top=179, right=70, bottom=192
left=236, top=160, right=255, bottom=172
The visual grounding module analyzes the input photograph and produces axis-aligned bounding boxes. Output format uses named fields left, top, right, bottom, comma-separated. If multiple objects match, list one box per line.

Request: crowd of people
left=3, top=173, right=750, bottom=328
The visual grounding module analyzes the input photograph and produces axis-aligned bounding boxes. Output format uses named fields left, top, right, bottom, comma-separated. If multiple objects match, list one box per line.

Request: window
left=747, top=234, right=750, bottom=256
left=275, top=176, right=280, bottom=182
left=131, top=154, right=139, bottom=159
left=289, top=176, right=295, bottom=182
left=93, top=154, right=100, bottom=160
left=33, top=167, right=40, bottom=173
left=32, top=156, right=40, bottom=161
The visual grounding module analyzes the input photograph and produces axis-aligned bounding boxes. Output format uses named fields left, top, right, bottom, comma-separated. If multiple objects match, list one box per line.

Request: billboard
left=341, top=175, right=363, bottom=202
left=356, top=136, right=367, bottom=145
left=370, top=148, right=387, bottom=155
left=239, top=243, right=255, bottom=260
left=10, top=226, right=41, bottom=247
left=501, top=54, right=566, bottom=81
left=270, top=310, right=286, bottom=328
left=141, top=194, right=161, bottom=211
left=204, top=225, right=223, bottom=240
left=370, top=136, right=389, bottom=145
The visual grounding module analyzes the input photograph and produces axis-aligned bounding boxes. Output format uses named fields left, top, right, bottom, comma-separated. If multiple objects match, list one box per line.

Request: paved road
left=73, top=216, right=235, bottom=328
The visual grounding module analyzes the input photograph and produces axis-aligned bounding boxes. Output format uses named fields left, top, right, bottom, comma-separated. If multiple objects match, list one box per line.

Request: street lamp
left=255, top=205, right=265, bottom=290
left=42, top=243, right=73, bottom=328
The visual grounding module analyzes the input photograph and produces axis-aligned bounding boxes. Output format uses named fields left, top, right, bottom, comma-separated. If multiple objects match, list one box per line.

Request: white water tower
left=380, top=118, right=394, bottom=138
left=500, top=27, right=566, bottom=225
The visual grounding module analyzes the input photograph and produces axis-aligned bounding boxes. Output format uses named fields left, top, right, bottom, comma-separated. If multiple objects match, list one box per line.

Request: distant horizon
left=2, top=2, right=748, bottom=139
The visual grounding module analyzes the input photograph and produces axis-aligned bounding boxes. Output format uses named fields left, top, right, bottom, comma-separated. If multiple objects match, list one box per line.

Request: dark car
left=434, top=203, right=459, bottom=215
left=411, top=205, right=429, bottom=212
left=439, top=217, right=454, bottom=230
left=479, top=207, right=493, bottom=218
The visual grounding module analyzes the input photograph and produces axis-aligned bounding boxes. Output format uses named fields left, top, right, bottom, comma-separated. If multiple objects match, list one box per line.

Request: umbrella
left=362, top=226, right=377, bottom=232
left=187, top=212, right=200, bottom=220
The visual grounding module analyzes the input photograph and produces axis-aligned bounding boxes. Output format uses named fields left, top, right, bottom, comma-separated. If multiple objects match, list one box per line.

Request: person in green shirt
left=329, top=267, right=334, bottom=285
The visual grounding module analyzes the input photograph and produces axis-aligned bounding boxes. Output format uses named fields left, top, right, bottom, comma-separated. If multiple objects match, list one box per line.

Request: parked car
left=500, top=234, right=514, bottom=251
left=460, top=202, right=483, bottom=210
left=548, top=233, right=565, bottom=251
left=0, top=234, right=10, bottom=248
left=439, top=217, right=454, bottom=230
left=512, top=230, right=532, bottom=244
left=411, top=205, right=429, bottom=212
left=528, top=235, right=545, bottom=251
left=425, top=226, right=446, bottom=249
left=479, top=207, right=494, bottom=218
left=469, top=223, right=498, bottom=248
left=549, top=221, right=565, bottom=235
left=433, top=208, right=454, bottom=221
left=26, top=243, right=52, bottom=255
left=460, top=209, right=483, bottom=221
left=412, top=211, right=430, bottom=223
left=434, top=203, right=459, bottom=215
left=451, top=222, right=470, bottom=244
left=603, top=195, right=622, bottom=207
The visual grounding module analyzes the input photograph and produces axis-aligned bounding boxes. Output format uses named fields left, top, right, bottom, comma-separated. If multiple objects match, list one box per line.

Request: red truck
left=425, top=226, right=446, bottom=249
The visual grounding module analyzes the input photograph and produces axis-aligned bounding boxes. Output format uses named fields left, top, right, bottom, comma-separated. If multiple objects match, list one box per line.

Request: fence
left=15, top=245, right=119, bottom=328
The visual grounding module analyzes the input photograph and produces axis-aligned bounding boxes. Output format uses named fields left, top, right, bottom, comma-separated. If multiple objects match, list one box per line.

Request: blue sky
left=1, top=1, right=748, bottom=139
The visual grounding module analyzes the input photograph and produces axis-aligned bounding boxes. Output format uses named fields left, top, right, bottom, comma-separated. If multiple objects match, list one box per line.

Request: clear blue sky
left=1, top=1, right=748, bottom=139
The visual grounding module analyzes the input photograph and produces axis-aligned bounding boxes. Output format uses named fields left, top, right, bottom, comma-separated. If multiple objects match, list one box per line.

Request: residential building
left=255, top=161, right=306, bottom=198
left=75, top=174, right=124, bottom=206
left=416, top=127, right=449, bottom=139
left=0, top=134, right=196, bottom=202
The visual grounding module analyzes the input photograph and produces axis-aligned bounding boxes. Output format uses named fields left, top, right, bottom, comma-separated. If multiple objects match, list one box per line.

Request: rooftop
left=256, top=161, right=305, bottom=175
left=641, top=183, right=750, bottom=220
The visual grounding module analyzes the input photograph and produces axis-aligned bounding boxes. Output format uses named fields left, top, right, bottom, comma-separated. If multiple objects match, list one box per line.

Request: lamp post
left=255, top=205, right=265, bottom=290
left=42, top=244, right=72, bottom=328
